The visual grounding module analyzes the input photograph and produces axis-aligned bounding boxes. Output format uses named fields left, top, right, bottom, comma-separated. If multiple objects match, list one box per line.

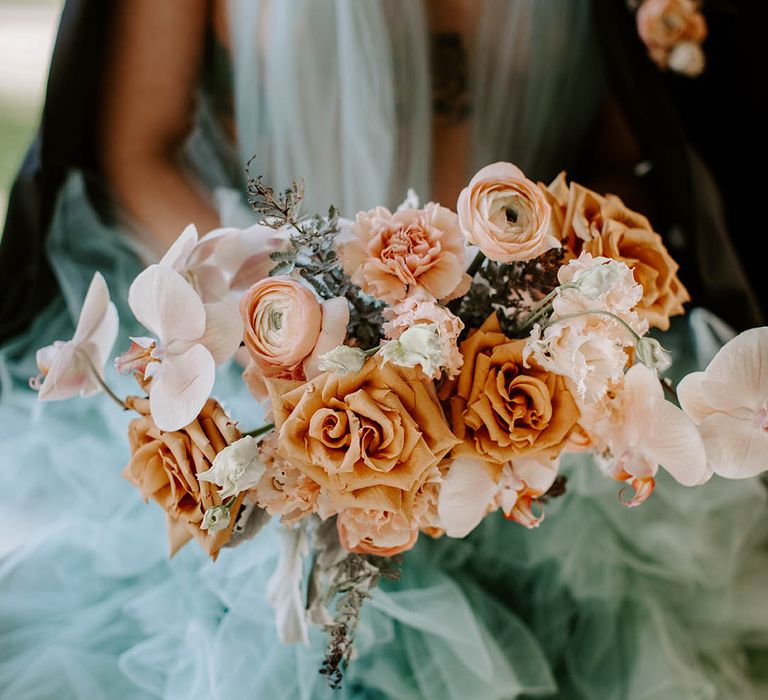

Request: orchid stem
left=244, top=423, right=275, bottom=439
left=465, top=251, right=486, bottom=279
left=82, top=353, right=128, bottom=410
left=513, top=284, right=578, bottom=335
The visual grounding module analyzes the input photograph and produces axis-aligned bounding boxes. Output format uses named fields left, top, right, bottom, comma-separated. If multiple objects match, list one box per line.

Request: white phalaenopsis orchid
left=678, top=327, right=768, bottom=479
left=590, top=363, right=711, bottom=504
left=127, top=264, right=224, bottom=431
left=162, top=222, right=289, bottom=304
left=437, top=454, right=559, bottom=537
left=32, top=272, right=118, bottom=401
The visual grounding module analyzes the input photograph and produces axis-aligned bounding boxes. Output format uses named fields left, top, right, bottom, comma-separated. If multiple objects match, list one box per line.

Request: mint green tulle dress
left=2, top=2, right=768, bottom=698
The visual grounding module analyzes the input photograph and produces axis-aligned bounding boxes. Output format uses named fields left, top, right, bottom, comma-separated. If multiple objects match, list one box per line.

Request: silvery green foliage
left=223, top=501, right=271, bottom=549
left=249, top=175, right=384, bottom=349
left=307, top=518, right=400, bottom=689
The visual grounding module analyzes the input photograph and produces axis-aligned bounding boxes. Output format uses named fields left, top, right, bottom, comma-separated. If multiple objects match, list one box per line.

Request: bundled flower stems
left=31, top=161, right=768, bottom=684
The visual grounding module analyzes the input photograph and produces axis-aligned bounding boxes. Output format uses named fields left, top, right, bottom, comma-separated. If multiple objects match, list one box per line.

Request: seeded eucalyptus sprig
left=246, top=164, right=305, bottom=228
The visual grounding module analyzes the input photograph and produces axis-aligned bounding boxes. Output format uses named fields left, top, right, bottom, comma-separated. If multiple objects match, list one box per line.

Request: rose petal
left=149, top=344, right=215, bottom=431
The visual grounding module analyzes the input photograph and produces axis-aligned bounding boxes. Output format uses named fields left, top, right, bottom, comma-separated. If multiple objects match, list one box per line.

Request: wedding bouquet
left=31, top=162, right=767, bottom=685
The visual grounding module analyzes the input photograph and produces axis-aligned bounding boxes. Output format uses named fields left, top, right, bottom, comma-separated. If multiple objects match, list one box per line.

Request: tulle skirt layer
left=2, top=175, right=768, bottom=699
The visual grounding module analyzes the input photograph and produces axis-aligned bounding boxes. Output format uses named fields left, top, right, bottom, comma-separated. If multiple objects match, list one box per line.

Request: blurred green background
left=0, top=0, right=61, bottom=232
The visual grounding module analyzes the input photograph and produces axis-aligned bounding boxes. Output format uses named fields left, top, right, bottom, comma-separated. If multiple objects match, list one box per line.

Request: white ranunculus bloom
left=198, top=435, right=265, bottom=499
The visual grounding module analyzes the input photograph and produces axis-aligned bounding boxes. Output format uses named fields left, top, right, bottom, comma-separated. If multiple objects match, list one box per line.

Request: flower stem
left=513, top=284, right=579, bottom=336
left=465, top=251, right=486, bottom=279
left=82, top=352, right=128, bottom=410
left=544, top=310, right=643, bottom=343
left=244, top=423, right=275, bottom=439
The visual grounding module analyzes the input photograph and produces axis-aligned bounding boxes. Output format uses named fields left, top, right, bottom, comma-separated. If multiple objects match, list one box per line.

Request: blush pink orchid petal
left=199, top=300, right=245, bottom=366
left=128, top=265, right=207, bottom=344
left=159, top=223, right=199, bottom=271
left=678, top=327, right=768, bottom=479
left=148, top=344, right=216, bottom=432
left=36, top=272, right=118, bottom=401
left=438, top=456, right=497, bottom=538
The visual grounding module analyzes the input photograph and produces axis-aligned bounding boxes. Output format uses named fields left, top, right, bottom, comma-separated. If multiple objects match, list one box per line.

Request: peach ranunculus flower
left=636, top=0, right=707, bottom=71
left=543, top=176, right=689, bottom=331
left=440, top=314, right=580, bottom=466
left=123, top=396, right=245, bottom=559
left=457, top=162, right=560, bottom=263
left=338, top=204, right=471, bottom=305
left=678, top=327, right=768, bottom=479
left=240, top=276, right=349, bottom=383
left=337, top=508, right=419, bottom=557
left=266, top=358, right=460, bottom=523
left=250, top=432, right=321, bottom=524
left=382, top=297, right=464, bottom=379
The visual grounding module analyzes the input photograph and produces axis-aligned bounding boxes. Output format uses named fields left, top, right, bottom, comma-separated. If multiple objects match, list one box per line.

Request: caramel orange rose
left=123, top=397, right=245, bottom=559
left=544, top=176, right=689, bottom=331
left=240, top=276, right=349, bottom=382
left=440, top=315, right=579, bottom=465
left=266, top=358, right=459, bottom=517
left=458, top=162, right=559, bottom=263
left=338, top=204, right=470, bottom=304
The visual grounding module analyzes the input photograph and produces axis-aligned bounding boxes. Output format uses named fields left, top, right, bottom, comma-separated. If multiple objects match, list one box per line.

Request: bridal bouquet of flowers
left=31, top=162, right=767, bottom=684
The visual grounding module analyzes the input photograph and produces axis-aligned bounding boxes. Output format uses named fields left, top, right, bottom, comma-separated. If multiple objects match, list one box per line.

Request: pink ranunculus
left=338, top=203, right=470, bottom=305
left=457, top=162, right=559, bottom=263
left=382, top=297, right=464, bottom=379
left=336, top=507, right=419, bottom=556
left=240, top=276, right=349, bottom=382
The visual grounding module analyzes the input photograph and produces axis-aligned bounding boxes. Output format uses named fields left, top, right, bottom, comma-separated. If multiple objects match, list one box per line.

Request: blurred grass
left=0, top=104, right=38, bottom=194
left=0, top=0, right=60, bottom=232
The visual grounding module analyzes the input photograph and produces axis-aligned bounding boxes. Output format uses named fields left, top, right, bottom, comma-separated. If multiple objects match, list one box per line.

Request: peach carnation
left=338, top=204, right=471, bottom=305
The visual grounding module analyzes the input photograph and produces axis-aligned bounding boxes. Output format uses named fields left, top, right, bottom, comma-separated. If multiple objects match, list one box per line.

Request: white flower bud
left=201, top=505, right=231, bottom=534
left=380, top=323, right=443, bottom=378
left=668, top=42, right=705, bottom=77
left=635, top=337, right=672, bottom=372
left=318, top=345, right=367, bottom=374
left=198, top=435, right=265, bottom=500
